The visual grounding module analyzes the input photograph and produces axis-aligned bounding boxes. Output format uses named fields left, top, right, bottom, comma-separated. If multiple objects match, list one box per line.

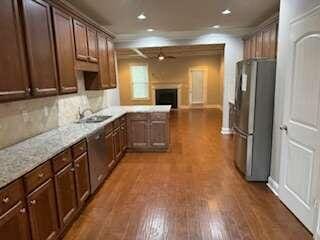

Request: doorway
left=189, top=67, right=208, bottom=106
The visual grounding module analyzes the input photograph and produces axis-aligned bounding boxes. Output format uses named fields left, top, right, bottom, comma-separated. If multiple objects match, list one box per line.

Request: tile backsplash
left=0, top=72, right=120, bottom=149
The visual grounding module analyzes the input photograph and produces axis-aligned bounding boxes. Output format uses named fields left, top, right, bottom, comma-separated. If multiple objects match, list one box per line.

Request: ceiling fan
left=152, top=48, right=176, bottom=61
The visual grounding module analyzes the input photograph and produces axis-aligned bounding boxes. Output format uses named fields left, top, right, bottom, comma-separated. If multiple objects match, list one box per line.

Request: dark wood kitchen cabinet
left=87, top=27, right=98, bottom=63
left=105, top=128, right=115, bottom=171
left=113, top=126, right=122, bottom=161
left=0, top=0, right=31, bottom=102
left=120, top=120, right=127, bottom=153
left=107, top=39, right=117, bottom=88
left=74, top=153, right=90, bottom=208
left=27, top=179, right=59, bottom=240
left=54, top=163, right=78, bottom=228
left=127, top=113, right=149, bottom=149
left=0, top=201, right=31, bottom=240
left=73, top=19, right=88, bottom=62
left=52, top=8, right=77, bottom=94
left=98, top=34, right=111, bottom=89
left=22, top=0, right=58, bottom=97
left=150, top=113, right=169, bottom=149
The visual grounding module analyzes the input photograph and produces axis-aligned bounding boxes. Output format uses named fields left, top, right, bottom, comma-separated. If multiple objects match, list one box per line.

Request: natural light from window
left=130, top=65, right=149, bottom=100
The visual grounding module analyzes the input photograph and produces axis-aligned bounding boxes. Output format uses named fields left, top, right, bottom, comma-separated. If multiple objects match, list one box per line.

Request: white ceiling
left=67, top=0, right=280, bottom=37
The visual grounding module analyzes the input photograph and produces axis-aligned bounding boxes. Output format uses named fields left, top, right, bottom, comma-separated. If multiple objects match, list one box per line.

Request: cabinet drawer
left=52, top=149, right=72, bottom=173
left=129, top=113, right=149, bottom=120
left=24, top=161, right=52, bottom=194
left=150, top=112, right=167, bottom=120
left=0, top=179, right=24, bottom=215
left=105, top=122, right=113, bottom=135
left=72, top=140, right=87, bottom=159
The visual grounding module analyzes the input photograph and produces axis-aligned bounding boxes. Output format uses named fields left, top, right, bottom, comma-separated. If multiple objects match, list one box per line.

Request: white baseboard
left=221, top=128, right=233, bottom=135
left=267, top=176, right=279, bottom=197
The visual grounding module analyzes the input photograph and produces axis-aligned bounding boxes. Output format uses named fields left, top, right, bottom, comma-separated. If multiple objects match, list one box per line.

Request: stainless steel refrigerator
left=234, top=59, right=276, bottom=181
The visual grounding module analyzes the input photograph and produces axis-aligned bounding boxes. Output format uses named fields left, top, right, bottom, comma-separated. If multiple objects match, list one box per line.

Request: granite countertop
left=0, top=105, right=171, bottom=189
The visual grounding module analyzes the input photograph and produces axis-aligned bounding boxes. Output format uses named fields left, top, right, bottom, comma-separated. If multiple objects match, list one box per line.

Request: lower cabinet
left=74, top=153, right=90, bottom=208
left=113, top=127, right=122, bottom=161
left=127, top=112, right=169, bottom=151
left=105, top=130, right=115, bottom=171
left=0, top=201, right=31, bottom=240
left=27, top=179, right=59, bottom=240
left=54, top=163, right=77, bottom=228
left=120, top=123, right=127, bottom=153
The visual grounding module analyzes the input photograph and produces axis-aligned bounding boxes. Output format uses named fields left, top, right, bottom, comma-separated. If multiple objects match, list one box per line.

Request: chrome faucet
left=79, top=107, right=93, bottom=119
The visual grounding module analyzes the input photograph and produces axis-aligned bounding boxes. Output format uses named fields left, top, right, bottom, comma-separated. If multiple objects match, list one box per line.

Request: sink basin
left=76, top=115, right=112, bottom=124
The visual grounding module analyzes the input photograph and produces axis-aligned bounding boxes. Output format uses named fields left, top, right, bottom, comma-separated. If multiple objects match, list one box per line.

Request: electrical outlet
left=22, top=110, right=29, bottom=122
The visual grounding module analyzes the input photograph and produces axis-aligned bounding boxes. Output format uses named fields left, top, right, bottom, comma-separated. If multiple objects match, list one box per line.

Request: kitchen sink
left=76, top=115, right=112, bottom=124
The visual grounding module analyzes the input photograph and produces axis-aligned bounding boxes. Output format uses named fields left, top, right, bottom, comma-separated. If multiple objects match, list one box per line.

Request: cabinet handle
left=62, top=157, right=68, bottom=162
left=75, top=163, right=80, bottom=168
left=2, top=197, right=9, bottom=204
left=25, top=88, right=31, bottom=94
left=95, top=135, right=101, bottom=140
left=108, top=160, right=115, bottom=168
left=38, top=173, right=44, bottom=178
left=30, top=200, right=36, bottom=205
left=97, top=174, right=103, bottom=181
left=20, top=208, right=26, bottom=214
left=79, top=146, right=84, bottom=151
left=70, top=168, right=75, bottom=172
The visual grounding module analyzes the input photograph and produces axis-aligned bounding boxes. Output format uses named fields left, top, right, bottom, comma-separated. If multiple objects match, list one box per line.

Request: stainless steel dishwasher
left=87, top=129, right=108, bottom=194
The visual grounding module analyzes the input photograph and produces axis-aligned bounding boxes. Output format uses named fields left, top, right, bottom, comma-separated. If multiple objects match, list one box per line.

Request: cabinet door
left=262, top=27, right=271, bottom=58
left=150, top=120, right=169, bottom=148
left=0, top=0, right=30, bottom=102
left=27, top=179, right=59, bottom=240
left=107, top=39, right=117, bottom=88
left=255, top=32, right=263, bottom=58
left=105, top=131, right=115, bottom=170
left=52, top=8, right=77, bottom=94
left=128, top=119, right=149, bottom=148
left=74, top=153, right=90, bottom=208
left=87, top=27, right=98, bottom=63
left=54, top=163, right=78, bottom=228
left=113, top=128, right=122, bottom=161
left=120, top=124, right=127, bottom=152
left=98, top=34, right=111, bottom=89
left=269, top=23, right=278, bottom=58
left=0, top=201, right=31, bottom=240
left=250, top=36, right=256, bottom=58
left=22, top=0, right=58, bottom=97
left=73, top=19, right=88, bottom=61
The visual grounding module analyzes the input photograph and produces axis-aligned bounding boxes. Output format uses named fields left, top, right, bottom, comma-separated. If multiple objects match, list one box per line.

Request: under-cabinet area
left=0, top=106, right=171, bottom=240
left=0, top=0, right=117, bottom=103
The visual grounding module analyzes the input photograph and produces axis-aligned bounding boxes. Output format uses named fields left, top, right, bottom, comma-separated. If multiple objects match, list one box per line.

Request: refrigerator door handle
left=234, top=125, right=250, bottom=137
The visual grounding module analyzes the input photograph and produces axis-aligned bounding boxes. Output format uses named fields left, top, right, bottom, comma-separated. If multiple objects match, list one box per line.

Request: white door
left=279, top=7, right=320, bottom=232
left=190, top=69, right=205, bottom=104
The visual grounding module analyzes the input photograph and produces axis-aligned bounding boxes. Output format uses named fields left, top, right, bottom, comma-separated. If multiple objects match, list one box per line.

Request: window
left=130, top=64, right=149, bottom=100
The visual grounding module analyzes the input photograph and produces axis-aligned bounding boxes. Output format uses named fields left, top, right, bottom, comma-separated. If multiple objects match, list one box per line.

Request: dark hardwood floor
left=64, top=109, right=312, bottom=240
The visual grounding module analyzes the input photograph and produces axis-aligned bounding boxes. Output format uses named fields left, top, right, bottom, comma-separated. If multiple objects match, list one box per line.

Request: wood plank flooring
left=64, top=109, right=312, bottom=240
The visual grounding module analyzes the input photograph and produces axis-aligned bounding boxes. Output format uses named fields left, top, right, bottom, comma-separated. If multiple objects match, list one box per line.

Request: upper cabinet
left=243, top=21, right=278, bottom=60
left=107, top=39, right=117, bottom=88
left=0, top=0, right=116, bottom=103
left=0, top=0, right=30, bottom=102
left=87, top=27, right=98, bottom=63
left=52, top=8, right=77, bottom=94
left=73, top=19, right=89, bottom=62
left=22, top=0, right=58, bottom=97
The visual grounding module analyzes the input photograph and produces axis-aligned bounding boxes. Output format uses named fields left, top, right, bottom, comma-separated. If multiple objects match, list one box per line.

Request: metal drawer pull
left=20, top=208, right=26, bottom=214
left=2, top=197, right=9, bottom=203
left=62, top=157, right=68, bottom=162
left=30, top=200, right=36, bottom=205
left=108, top=160, right=115, bottom=168
left=38, top=173, right=44, bottom=178
left=70, top=168, right=75, bottom=172
left=25, top=88, right=31, bottom=93
left=75, top=164, right=80, bottom=168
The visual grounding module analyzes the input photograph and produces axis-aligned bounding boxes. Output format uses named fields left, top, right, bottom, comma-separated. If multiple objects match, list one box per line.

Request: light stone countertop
left=0, top=105, right=171, bottom=189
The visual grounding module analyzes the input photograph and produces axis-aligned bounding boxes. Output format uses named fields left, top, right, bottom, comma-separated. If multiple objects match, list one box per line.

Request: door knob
left=280, top=125, right=288, bottom=133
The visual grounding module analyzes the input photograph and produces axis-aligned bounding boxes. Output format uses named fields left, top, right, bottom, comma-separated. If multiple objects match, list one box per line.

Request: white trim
left=151, top=83, right=182, bottom=108
left=221, top=127, right=233, bottom=135
left=178, top=104, right=222, bottom=110
left=267, top=176, right=279, bottom=197
left=129, top=63, right=150, bottom=101
left=188, top=67, right=208, bottom=105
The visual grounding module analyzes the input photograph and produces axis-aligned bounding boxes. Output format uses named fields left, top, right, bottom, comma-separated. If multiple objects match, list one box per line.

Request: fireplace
left=155, top=89, right=178, bottom=109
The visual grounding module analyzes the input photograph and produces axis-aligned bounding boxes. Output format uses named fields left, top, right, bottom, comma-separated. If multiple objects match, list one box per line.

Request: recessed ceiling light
left=222, top=9, right=231, bottom=15
left=212, top=25, right=220, bottom=29
left=137, top=13, right=146, bottom=20
left=147, top=28, right=154, bottom=32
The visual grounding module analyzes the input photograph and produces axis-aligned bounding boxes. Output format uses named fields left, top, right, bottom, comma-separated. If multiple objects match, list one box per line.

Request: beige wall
left=0, top=72, right=120, bottom=149
left=118, top=54, right=224, bottom=107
